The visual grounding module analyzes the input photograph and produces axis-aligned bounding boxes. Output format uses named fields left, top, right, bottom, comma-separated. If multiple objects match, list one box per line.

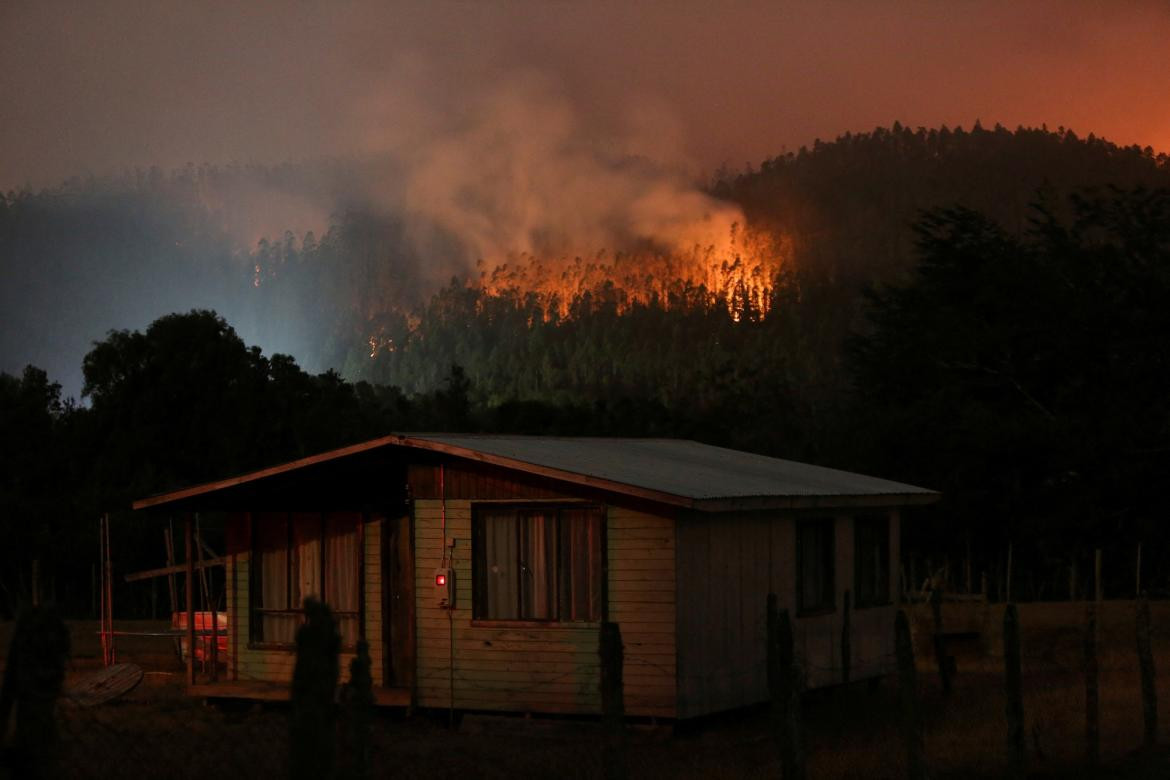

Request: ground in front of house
left=2, top=611, right=1170, bottom=778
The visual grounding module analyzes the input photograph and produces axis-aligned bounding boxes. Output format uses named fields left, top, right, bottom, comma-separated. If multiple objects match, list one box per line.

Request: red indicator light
left=436, top=574, right=447, bottom=586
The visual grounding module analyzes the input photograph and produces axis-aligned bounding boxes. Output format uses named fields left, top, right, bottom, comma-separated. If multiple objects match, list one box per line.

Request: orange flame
left=363, top=223, right=790, bottom=360
left=474, top=224, right=788, bottom=322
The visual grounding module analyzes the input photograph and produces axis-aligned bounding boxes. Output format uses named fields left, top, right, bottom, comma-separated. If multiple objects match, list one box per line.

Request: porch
left=188, top=679, right=412, bottom=707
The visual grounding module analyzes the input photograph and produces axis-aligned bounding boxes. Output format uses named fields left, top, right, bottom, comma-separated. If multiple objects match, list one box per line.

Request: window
left=473, top=505, right=603, bottom=622
left=797, top=519, right=835, bottom=614
left=251, top=512, right=360, bottom=646
left=854, top=514, right=890, bottom=608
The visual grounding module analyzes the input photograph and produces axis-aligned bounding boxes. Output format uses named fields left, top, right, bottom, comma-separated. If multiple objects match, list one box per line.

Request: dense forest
left=2, top=125, right=1169, bottom=617
left=5, top=123, right=1169, bottom=396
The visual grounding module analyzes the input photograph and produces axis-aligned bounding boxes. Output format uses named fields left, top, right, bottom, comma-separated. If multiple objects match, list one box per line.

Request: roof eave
left=693, top=491, right=941, bottom=512
left=131, top=433, right=409, bottom=510
left=131, top=433, right=698, bottom=512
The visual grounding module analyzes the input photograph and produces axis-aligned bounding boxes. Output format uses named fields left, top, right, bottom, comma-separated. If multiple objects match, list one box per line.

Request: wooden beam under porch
left=187, top=680, right=411, bottom=708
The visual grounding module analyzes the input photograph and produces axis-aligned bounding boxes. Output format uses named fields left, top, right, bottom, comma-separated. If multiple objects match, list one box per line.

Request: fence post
left=185, top=514, right=195, bottom=686
left=930, top=581, right=952, bottom=696
left=841, top=590, right=852, bottom=685
left=291, top=598, right=340, bottom=780
left=1003, top=603, right=1026, bottom=776
left=1137, top=592, right=1157, bottom=748
left=1094, top=549, right=1102, bottom=603
left=0, top=606, right=71, bottom=777
left=1006, top=543, right=1013, bottom=605
left=895, top=610, right=927, bottom=780
left=965, top=538, right=972, bottom=595
left=210, top=599, right=219, bottom=682
left=342, top=639, right=374, bottom=780
left=1084, top=603, right=1099, bottom=767
left=1136, top=543, right=1142, bottom=597
left=767, top=594, right=805, bottom=780
left=600, top=621, right=626, bottom=780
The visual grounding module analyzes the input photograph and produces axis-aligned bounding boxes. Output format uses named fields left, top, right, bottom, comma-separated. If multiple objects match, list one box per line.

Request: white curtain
left=520, top=511, right=556, bottom=620
left=325, top=513, right=360, bottom=646
left=255, top=512, right=360, bottom=645
left=257, top=514, right=295, bottom=643
left=292, top=513, right=322, bottom=606
left=479, top=507, right=603, bottom=622
left=483, top=510, right=519, bottom=619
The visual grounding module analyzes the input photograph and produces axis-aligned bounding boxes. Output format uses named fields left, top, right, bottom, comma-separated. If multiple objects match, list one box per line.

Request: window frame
left=796, top=517, right=836, bottom=616
left=852, top=513, right=891, bottom=609
left=248, top=512, right=362, bottom=650
left=471, top=502, right=606, bottom=627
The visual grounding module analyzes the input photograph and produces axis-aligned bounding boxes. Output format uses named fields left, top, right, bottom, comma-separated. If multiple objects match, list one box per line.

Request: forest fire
left=360, top=222, right=790, bottom=361
left=472, top=224, right=789, bottom=322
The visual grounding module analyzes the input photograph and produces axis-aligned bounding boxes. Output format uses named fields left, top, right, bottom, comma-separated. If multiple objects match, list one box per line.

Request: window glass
left=474, top=505, right=603, bottom=622
left=252, top=512, right=360, bottom=646
left=256, top=513, right=294, bottom=643
left=325, top=513, right=361, bottom=645
left=797, top=519, right=835, bottom=613
left=482, top=508, right=520, bottom=620
left=854, top=514, right=890, bottom=608
left=519, top=510, right=558, bottom=620
left=292, top=513, right=322, bottom=604
left=559, top=507, right=603, bottom=622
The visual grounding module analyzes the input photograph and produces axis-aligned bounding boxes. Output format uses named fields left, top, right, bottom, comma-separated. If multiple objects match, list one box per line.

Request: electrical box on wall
left=434, top=567, right=455, bottom=608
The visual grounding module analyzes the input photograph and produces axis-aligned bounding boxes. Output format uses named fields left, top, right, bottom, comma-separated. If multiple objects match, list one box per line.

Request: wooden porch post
left=185, top=514, right=195, bottom=687
left=357, top=514, right=366, bottom=643
left=205, top=516, right=218, bottom=682
left=210, top=598, right=219, bottom=681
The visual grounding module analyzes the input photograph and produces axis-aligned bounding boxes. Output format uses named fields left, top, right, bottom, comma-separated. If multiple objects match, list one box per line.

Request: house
left=131, top=434, right=938, bottom=719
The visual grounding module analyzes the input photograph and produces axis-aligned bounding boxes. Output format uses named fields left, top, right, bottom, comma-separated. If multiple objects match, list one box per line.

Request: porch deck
left=188, top=680, right=412, bottom=707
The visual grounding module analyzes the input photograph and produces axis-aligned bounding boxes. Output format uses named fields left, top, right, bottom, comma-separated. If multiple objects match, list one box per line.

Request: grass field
left=2, top=604, right=1170, bottom=778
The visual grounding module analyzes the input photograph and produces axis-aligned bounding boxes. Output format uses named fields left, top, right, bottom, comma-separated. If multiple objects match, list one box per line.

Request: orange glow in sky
left=2, top=1, right=1169, bottom=190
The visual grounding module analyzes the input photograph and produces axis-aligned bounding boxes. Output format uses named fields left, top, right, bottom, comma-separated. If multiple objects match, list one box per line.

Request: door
left=381, top=513, right=415, bottom=688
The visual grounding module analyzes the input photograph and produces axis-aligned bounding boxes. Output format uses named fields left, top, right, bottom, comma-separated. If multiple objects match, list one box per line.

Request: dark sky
left=3, top=0, right=1169, bottom=190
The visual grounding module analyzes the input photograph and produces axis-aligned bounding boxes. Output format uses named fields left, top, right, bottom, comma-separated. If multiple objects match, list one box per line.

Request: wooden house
left=132, top=434, right=937, bottom=719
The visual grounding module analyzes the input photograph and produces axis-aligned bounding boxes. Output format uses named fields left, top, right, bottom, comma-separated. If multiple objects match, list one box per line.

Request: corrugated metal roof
left=407, top=434, right=936, bottom=502
left=133, top=433, right=938, bottom=511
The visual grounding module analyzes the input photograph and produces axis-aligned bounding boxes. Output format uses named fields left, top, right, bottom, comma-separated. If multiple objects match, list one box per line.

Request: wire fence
left=4, top=597, right=1170, bottom=779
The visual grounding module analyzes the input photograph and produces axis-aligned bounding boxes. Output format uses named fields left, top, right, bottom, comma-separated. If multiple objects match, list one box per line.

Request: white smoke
left=353, top=67, right=743, bottom=275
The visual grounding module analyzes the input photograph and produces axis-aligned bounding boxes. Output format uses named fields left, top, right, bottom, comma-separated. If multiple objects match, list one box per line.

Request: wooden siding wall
left=224, top=514, right=385, bottom=688
left=608, top=506, right=676, bottom=717
left=408, top=463, right=574, bottom=501
left=363, top=518, right=384, bottom=685
left=674, top=510, right=899, bottom=719
left=413, top=499, right=676, bottom=717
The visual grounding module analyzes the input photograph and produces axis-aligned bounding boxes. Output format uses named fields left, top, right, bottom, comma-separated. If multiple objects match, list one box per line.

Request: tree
left=80, top=309, right=416, bottom=506
left=848, top=189, right=1170, bottom=573
left=0, top=367, right=70, bottom=616
left=81, top=310, right=272, bottom=504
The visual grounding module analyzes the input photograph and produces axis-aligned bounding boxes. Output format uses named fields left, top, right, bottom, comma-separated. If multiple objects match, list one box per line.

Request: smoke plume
left=363, top=70, right=741, bottom=277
